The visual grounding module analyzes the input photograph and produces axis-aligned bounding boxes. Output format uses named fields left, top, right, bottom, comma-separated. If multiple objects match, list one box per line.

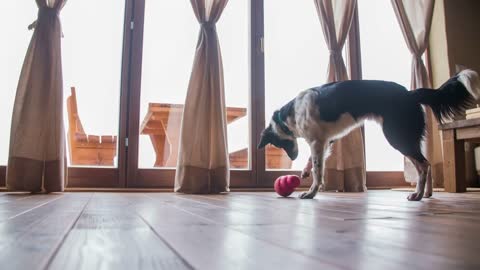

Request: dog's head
left=257, top=110, right=298, bottom=160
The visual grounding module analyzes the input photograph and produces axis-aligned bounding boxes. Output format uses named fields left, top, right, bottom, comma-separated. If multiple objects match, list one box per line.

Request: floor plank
left=0, top=193, right=32, bottom=205
left=47, top=193, right=192, bottom=270
left=0, top=191, right=479, bottom=270
left=220, top=192, right=480, bottom=243
left=135, top=194, right=339, bottom=270
left=147, top=193, right=480, bottom=270
left=0, top=193, right=92, bottom=270
left=0, top=194, right=64, bottom=221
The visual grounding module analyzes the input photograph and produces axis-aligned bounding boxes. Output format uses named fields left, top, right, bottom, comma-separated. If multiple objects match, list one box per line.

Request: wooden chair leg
left=442, top=130, right=466, bottom=192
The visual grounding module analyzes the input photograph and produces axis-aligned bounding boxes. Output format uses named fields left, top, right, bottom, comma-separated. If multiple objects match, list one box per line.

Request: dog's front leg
left=301, top=157, right=312, bottom=179
left=299, top=141, right=326, bottom=199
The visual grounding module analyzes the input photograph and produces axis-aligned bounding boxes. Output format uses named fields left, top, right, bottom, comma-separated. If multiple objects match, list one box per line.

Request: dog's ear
left=257, top=126, right=273, bottom=149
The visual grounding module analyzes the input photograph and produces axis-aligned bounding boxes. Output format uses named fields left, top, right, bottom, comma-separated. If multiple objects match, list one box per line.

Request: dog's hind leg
left=381, top=112, right=431, bottom=201
left=405, top=153, right=430, bottom=201
left=299, top=141, right=327, bottom=199
left=425, top=165, right=433, bottom=198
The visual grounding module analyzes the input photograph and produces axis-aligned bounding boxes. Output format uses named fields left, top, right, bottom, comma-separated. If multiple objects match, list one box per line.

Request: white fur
left=286, top=89, right=379, bottom=198
left=458, top=69, right=480, bottom=100
left=291, top=89, right=367, bottom=144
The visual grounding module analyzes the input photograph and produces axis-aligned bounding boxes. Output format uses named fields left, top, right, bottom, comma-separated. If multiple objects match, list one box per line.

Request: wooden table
left=140, top=103, right=247, bottom=167
left=439, top=118, right=480, bottom=192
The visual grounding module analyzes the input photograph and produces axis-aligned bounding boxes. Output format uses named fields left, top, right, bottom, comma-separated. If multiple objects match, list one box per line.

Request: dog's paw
left=299, top=191, right=317, bottom=199
left=301, top=170, right=311, bottom=179
left=407, top=192, right=424, bottom=201
left=424, top=186, right=433, bottom=198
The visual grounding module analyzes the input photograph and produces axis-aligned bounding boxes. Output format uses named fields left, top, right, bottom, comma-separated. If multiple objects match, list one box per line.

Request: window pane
left=0, top=3, right=38, bottom=165
left=358, top=0, right=409, bottom=171
left=62, top=1, right=125, bottom=167
left=139, top=1, right=250, bottom=169
left=264, top=0, right=329, bottom=170
left=218, top=0, right=251, bottom=170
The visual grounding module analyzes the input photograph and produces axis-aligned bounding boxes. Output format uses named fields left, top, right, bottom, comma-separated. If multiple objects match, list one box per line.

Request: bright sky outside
left=1, top=0, right=410, bottom=172
left=264, top=0, right=328, bottom=170
left=358, top=0, right=410, bottom=171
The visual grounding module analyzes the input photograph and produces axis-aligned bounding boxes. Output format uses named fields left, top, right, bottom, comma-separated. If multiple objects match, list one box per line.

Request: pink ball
left=274, top=175, right=301, bottom=197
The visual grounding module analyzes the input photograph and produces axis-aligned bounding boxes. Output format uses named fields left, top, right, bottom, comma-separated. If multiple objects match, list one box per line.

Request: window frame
left=0, top=0, right=409, bottom=189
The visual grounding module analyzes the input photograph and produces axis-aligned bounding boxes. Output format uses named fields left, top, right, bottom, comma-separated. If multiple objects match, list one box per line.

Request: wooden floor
left=1, top=191, right=480, bottom=270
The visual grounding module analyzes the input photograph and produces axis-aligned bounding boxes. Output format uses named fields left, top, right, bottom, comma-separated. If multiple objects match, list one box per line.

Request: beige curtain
left=175, top=0, right=229, bottom=194
left=315, top=0, right=366, bottom=192
left=7, top=0, right=67, bottom=193
left=391, top=0, right=440, bottom=185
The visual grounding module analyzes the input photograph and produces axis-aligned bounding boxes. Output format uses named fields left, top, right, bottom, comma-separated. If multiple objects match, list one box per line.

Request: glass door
left=61, top=0, right=131, bottom=187
left=126, top=0, right=253, bottom=187
left=1, top=0, right=407, bottom=189
left=358, top=0, right=408, bottom=172
left=261, top=0, right=330, bottom=185
left=1, top=1, right=131, bottom=188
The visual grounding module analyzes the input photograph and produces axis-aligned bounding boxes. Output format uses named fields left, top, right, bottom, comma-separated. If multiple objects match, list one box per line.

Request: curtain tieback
left=413, top=55, right=426, bottom=66
left=329, top=50, right=342, bottom=56
left=28, top=20, right=37, bottom=30
left=28, top=7, right=64, bottom=37
left=201, top=22, right=216, bottom=30
left=413, top=54, right=424, bottom=61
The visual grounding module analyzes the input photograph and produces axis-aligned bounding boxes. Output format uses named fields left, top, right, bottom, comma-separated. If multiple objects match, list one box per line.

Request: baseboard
left=3, top=187, right=480, bottom=193
left=391, top=187, right=480, bottom=192
left=1, top=187, right=391, bottom=193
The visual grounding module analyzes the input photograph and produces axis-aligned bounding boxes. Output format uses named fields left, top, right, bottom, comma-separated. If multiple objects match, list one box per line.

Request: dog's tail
left=409, top=69, right=480, bottom=123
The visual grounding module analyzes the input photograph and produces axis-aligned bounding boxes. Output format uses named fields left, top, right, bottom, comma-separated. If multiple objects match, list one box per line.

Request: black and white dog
left=258, top=69, right=480, bottom=201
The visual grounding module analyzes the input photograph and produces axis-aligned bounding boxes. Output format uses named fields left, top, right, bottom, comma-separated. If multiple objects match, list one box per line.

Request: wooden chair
left=66, top=87, right=117, bottom=166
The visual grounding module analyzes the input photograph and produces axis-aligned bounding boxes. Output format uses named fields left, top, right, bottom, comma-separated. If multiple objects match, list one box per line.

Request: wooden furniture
left=229, top=145, right=293, bottom=169
left=140, top=103, right=246, bottom=167
left=439, top=118, right=480, bottom=192
left=66, top=87, right=117, bottom=166
left=140, top=103, right=292, bottom=169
